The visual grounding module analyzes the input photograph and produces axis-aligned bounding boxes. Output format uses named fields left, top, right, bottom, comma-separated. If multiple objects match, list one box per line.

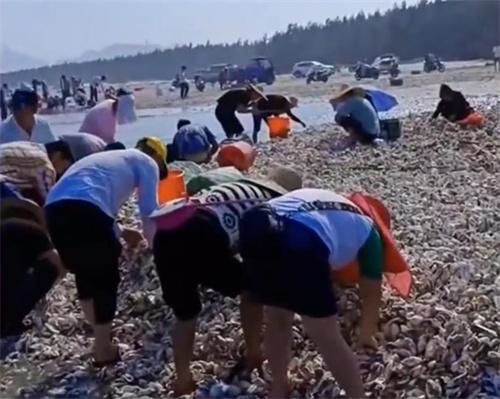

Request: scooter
left=354, top=63, right=380, bottom=80
left=423, top=57, right=445, bottom=73
left=306, top=67, right=333, bottom=84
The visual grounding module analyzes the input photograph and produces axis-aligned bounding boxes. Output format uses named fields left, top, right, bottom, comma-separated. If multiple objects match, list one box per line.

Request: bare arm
left=358, top=277, right=382, bottom=347
left=286, top=110, right=306, bottom=127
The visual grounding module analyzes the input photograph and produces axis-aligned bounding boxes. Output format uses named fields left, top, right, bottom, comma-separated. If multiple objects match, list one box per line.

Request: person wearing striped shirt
left=152, top=167, right=302, bottom=396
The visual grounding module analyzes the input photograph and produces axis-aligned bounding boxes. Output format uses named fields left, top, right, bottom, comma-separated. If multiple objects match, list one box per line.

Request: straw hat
left=247, top=83, right=267, bottom=101
left=330, top=83, right=365, bottom=104
left=239, top=166, right=303, bottom=195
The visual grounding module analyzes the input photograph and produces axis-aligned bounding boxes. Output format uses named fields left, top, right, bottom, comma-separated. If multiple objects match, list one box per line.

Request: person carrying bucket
left=251, top=94, right=306, bottom=143
left=215, top=84, right=267, bottom=139
left=239, top=188, right=412, bottom=398
left=329, top=84, right=381, bottom=150
left=44, top=138, right=167, bottom=366
left=432, top=84, right=482, bottom=126
left=149, top=167, right=302, bottom=396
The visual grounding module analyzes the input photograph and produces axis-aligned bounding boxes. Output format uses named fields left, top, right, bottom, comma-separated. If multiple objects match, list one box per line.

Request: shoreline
left=1, top=101, right=499, bottom=398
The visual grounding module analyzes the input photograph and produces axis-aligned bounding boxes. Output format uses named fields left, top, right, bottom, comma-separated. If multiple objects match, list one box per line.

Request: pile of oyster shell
left=1, top=102, right=499, bottom=398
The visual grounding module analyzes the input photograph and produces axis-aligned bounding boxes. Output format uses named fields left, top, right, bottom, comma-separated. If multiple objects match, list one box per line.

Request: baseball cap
left=136, top=136, right=168, bottom=178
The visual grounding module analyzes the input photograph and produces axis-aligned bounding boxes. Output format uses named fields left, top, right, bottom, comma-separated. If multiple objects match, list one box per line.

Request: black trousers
left=90, top=85, right=98, bottom=103
left=215, top=104, right=244, bottom=139
left=337, top=115, right=377, bottom=144
left=45, top=200, right=122, bottom=325
left=180, top=82, right=189, bottom=99
left=1, top=219, right=58, bottom=337
left=252, top=112, right=275, bottom=143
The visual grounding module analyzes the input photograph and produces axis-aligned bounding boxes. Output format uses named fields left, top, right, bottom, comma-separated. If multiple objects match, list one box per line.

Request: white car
left=292, top=61, right=334, bottom=78
left=372, top=54, right=399, bottom=74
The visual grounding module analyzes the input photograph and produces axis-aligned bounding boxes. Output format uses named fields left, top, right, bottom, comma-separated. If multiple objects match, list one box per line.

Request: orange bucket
left=331, top=193, right=412, bottom=298
left=268, top=116, right=290, bottom=138
left=158, top=169, right=187, bottom=204
left=216, top=142, right=256, bottom=171
left=458, top=112, right=484, bottom=127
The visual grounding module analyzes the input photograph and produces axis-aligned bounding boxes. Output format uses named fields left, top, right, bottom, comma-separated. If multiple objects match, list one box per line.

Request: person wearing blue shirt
left=330, top=84, right=380, bottom=148
left=167, top=119, right=219, bottom=164
left=44, top=139, right=167, bottom=366
left=0, top=89, right=56, bottom=144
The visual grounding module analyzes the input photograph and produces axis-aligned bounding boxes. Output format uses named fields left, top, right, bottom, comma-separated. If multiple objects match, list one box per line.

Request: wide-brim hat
left=247, top=84, right=268, bottom=101
left=330, top=83, right=366, bottom=102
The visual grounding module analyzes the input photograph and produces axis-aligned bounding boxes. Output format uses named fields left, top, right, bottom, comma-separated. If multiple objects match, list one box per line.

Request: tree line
left=1, top=0, right=498, bottom=86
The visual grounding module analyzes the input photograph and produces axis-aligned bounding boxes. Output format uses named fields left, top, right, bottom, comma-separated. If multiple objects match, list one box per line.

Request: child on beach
left=44, top=139, right=167, bottom=366
left=151, top=167, right=302, bottom=396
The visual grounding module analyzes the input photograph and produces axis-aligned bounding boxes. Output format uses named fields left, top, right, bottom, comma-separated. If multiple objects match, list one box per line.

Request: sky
left=0, top=0, right=418, bottom=63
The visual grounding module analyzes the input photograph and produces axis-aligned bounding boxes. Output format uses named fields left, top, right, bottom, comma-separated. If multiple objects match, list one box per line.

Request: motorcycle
left=423, top=57, right=445, bottom=73
left=389, top=63, right=401, bottom=78
left=354, top=63, right=380, bottom=80
left=194, top=76, right=206, bottom=92
left=306, top=67, right=334, bottom=84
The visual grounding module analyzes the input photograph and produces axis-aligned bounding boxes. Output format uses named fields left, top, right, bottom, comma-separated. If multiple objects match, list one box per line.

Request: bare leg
left=80, top=299, right=95, bottom=325
left=172, top=318, right=197, bottom=395
left=265, top=306, right=293, bottom=398
left=93, top=322, right=117, bottom=362
left=240, top=292, right=263, bottom=368
left=302, top=315, right=365, bottom=398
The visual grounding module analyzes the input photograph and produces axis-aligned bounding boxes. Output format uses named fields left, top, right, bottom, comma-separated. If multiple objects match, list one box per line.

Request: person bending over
left=252, top=95, right=306, bottom=143
left=44, top=139, right=167, bottom=366
left=152, top=167, right=302, bottom=396
left=432, top=84, right=474, bottom=123
left=167, top=119, right=218, bottom=164
left=239, top=188, right=384, bottom=398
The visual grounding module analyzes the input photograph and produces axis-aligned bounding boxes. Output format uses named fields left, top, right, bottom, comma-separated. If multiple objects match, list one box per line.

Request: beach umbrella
left=363, top=87, right=398, bottom=112
left=365, top=88, right=399, bottom=112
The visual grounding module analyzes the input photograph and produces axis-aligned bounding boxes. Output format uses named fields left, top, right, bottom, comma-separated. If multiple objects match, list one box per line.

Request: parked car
left=196, top=63, right=238, bottom=84
left=372, top=54, right=400, bottom=75
left=292, top=61, right=335, bottom=78
left=243, top=57, right=276, bottom=85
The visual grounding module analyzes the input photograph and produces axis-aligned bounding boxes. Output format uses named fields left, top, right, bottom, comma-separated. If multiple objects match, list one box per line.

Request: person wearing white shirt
left=0, top=89, right=56, bottom=144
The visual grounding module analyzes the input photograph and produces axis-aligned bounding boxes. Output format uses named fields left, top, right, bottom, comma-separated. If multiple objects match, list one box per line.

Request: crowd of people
left=0, top=75, right=481, bottom=397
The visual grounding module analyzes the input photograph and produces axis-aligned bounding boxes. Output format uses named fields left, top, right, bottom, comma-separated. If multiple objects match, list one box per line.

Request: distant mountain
left=64, top=43, right=163, bottom=63
left=0, top=46, right=48, bottom=72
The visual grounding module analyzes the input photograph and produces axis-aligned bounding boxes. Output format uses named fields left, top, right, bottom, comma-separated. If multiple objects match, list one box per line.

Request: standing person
left=215, top=85, right=267, bottom=139
left=252, top=95, right=306, bottom=143
left=1, top=197, right=66, bottom=337
left=167, top=119, right=219, bottom=164
left=79, top=89, right=137, bottom=144
left=60, top=75, right=71, bottom=109
left=493, top=45, right=500, bottom=72
left=151, top=167, right=302, bottom=396
left=330, top=84, right=381, bottom=149
left=90, top=75, right=106, bottom=104
left=45, top=140, right=168, bottom=365
left=41, top=81, right=49, bottom=103
left=179, top=66, right=189, bottom=99
left=432, top=84, right=474, bottom=123
left=0, top=89, right=56, bottom=144
left=239, top=188, right=382, bottom=398
left=219, top=67, right=229, bottom=90
left=0, top=83, right=9, bottom=121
